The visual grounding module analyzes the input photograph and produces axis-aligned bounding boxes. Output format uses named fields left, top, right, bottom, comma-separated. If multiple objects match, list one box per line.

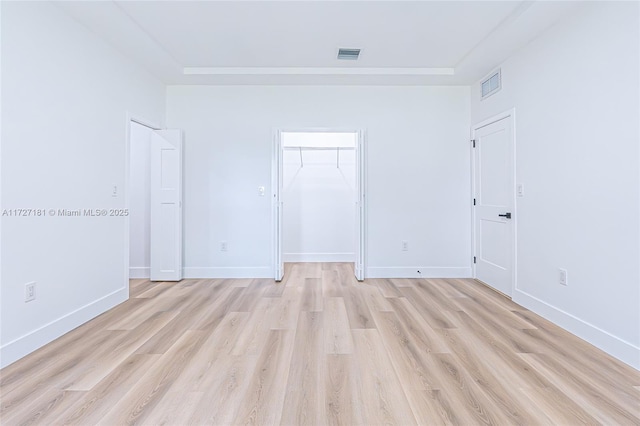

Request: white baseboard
left=366, top=266, right=472, bottom=279
left=183, top=266, right=272, bottom=279
left=129, top=267, right=150, bottom=279
left=514, top=289, right=640, bottom=370
left=0, top=287, right=128, bottom=369
left=283, top=253, right=355, bottom=263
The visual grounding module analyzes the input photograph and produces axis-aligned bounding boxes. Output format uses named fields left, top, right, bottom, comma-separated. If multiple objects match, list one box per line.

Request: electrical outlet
left=25, top=282, right=36, bottom=302
left=559, top=268, right=568, bottom=286
left=220, top=241, right=228, bottom=252
left=402, top=241, right=408, bottom=251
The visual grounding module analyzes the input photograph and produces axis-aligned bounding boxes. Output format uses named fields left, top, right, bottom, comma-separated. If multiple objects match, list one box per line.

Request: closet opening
left=273, top=130, right=366, bottom=282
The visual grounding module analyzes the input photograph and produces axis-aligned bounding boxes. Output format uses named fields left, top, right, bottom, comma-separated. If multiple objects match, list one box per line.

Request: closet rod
left=282, top=146, right=355, bottom=151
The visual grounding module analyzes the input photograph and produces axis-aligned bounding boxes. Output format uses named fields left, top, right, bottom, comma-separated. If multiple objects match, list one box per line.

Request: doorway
left=127, top=120, right=155, bottom=279
left=126, top=119, right=184, bottom=283
left=273, top=130, right=366, bottom=282
left=472, top=111, right=516, bottom=296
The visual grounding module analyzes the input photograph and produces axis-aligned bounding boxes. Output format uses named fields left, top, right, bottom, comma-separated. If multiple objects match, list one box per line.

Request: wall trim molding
left=514, top=289, right=640, bottom=370
left=0, top=287, right=128, bottom=369
left=366, top=266, right=472, bottom=279
left=129, top=267, right=150, bottom=279
left=183, top=266, right=272, bottom=279
left=283, top=253, right=355, bottom=263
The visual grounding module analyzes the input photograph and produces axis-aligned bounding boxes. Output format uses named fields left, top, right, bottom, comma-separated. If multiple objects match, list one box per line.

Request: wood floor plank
left=374, top=278, right=404, bottom=298
left=387, top=297, right=451, bottom=354
left=2, top=264, right=639, bottom=426
left=0, top=387, right=85, bottom=426
left=351, top=328, right=418, bottom=426
left=0, top=299, right=145, bottom=391
left=53, top=353, right=162, bottom=425
left=451, top=304, right=540, bottom=355
left=229, top=278, right=269, bottom=312
left=518, top=384, right=601, bottom=424
left=453, top=293, right=537, bottom=331
left=429, top=352, right=515, bottom=425
left=97, top=330, right=206, bottom=425
left=360, top=281, right=394, bottom=312
left=370, top=309, right=439, bottom=391
left=401, top=287, right=458, bottom=329
left=134, top=281, right=174, bottom=299
left=129, top=279, right=152, bottom=298
left=324, top=297, right=354, bottom=354
left=413, top=278, right=462, bottom=312
left=519, top=352, right=640, bottom=424
left=62, top=310, right=180, bottom=391
left=230, top=297, right=279, bottom=358
left=284, top=263, right=305, bottom=287
left=300, top=278, right=323, bottom=312
left=514, top=309, right=640, bottom=388
left=1, top=330, right=123, bottom=413
left=132, top=287, right=235, bottom=354
left=438, top=311, right=609, bottom=425
left=140, top=391, right=203, bottom=426
left=321, top=269, right=342, bottom=297
left=169, top=311, right=250, bottom=393
left=325, top=354, right=365, bottom=426
left=404, top=389, right=462, bottom=426
left=233, top=330, right=296, bottom=426
left=433, top=327, right=551, bottom=424
left=280, top=312, right=325, bottom=426
left=343, top=283, right=376, bottom=329
left=270, top=286, right=302, bottom=330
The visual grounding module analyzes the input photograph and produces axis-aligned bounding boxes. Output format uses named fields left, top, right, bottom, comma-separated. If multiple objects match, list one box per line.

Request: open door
left=150, top=129, right=183, bottom=281
left=354, top=130, right=365, bottom=281
left=273, top=130, right=284, bottom=281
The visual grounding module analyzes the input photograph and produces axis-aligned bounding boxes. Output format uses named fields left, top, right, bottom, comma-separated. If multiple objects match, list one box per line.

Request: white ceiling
left=56, top=1, right=582, bottom=85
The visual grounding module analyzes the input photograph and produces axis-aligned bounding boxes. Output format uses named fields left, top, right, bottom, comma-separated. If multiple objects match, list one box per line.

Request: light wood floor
left=1, top=263, right=639, bottom=425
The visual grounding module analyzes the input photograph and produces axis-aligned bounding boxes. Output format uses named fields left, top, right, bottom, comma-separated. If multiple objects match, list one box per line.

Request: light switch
left=517, top=184, right=524, bottom=197
left=258, top=186, right=265, bottom=196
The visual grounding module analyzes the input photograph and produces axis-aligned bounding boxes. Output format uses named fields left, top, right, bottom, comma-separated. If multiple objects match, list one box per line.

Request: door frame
left=272, top=127, right=367, bottom=281
left=124, top=113, right=161, bottom=292
left=471, top=109, right=517, bottom=296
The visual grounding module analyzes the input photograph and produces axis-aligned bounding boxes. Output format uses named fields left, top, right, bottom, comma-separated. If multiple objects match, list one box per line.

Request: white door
left=473, top=115, right=514, bottom=296
left=150, top=129, right=183, bottom=281
left=273, top=130, right=284, bottom=281
left=354, top=131, right=365, bottom=281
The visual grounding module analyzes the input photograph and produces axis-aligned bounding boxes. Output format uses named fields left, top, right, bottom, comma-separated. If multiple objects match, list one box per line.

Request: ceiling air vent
left=481, top=69, right=501, bottom=99
left=337, top=48, right=361, bottom=60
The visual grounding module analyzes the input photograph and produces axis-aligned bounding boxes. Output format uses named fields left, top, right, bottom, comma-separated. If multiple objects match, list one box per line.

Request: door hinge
left=473, top=198, right=476, bottom=206
left=473, top=256, right=476, bottom=264
left=472, top=139, right=476, bottom=148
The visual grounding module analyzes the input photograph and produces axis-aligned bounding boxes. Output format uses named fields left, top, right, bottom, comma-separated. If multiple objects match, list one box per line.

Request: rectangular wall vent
left=481, top=69, right=501, bottom=99
left=337, top=48, right=361, bottom=60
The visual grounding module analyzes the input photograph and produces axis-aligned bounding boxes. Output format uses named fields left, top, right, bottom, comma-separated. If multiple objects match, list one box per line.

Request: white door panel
left=354, top=131, right=365, bottom=281
left=474, top=116, right=514, bottom=296
left=273, top=130, right=284, bottom=281
left=150, top=129, right=183, bottom=282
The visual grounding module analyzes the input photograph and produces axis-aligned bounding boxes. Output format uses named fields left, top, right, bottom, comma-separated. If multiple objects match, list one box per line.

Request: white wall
left=470, top=1, right=639, bottom=368
left=129, top=122, right=152, bottom=278
left=282, top=136, right=356, bottom=262
left=166, top=86, right=471, bottom=279
left=1, top=2, right=165, bottom=367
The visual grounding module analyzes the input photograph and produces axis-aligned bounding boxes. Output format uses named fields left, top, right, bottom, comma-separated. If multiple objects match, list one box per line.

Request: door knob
left=498, top=212, right=512, bottom=219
